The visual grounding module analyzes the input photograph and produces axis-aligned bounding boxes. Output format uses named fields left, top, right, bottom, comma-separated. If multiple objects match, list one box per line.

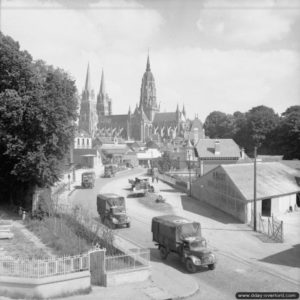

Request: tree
left=245, top=106, right=280, bottom=154
left=204, top=111, right=235, bottom=138
left=0, top=32, right=78, bottom=208
left=274, top=106, right=300, bottom=159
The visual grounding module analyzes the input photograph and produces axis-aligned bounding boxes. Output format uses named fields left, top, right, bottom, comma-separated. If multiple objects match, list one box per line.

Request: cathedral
left=78, top=55, right=204, bottom=143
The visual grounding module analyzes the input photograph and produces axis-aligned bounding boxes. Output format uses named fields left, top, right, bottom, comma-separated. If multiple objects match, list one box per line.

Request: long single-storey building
left=191, top=162, right=300, bottom=223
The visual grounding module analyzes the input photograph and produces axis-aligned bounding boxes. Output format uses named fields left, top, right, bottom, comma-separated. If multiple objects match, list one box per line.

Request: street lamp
left=188, top=153, right=192, bottom=197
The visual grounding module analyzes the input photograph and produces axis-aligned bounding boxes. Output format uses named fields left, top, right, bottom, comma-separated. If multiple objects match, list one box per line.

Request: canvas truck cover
left=97, top=194, right=125, bottom=215
left=152, top=215, right=201, bottom=251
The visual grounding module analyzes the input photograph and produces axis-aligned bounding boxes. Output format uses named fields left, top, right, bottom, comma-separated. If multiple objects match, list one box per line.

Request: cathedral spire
left=146, top=54, right=151, bottom=71
left=100, top=69, right=106, bottom=95
left=182, top=104, right=186, bottom=117
left=85, top=63, right=92, bottom=93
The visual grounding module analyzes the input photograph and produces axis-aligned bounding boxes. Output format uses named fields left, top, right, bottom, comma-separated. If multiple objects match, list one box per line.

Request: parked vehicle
left=152, top=215, right=216, bottom=273
left=128, top=177, right=154, bottom=197
left=104, top=164, right=118, bottom=178
left=81, top=171, right=96, bottom=189
left=97, top=193, right=130, bottom=229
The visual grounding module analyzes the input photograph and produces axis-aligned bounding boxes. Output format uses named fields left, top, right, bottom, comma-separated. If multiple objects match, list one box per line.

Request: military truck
left=97, top=193, right=130, bottom=229
left=81, top=171, right=95, bottom=189
left=104, top=164, right=118, bottom=178
left=152, top=215, right=216, bottom=273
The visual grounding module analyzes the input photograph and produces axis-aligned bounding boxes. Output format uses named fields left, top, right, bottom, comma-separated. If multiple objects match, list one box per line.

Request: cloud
left=154, top=47, right=300, bottom=119
left=196, top=0, right=300, bottom=46
left=1, top=0, right=163, bottom=89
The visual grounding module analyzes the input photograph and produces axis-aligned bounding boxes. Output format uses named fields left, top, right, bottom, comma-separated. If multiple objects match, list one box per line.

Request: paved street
left=69, top=167, right=300, bottom=300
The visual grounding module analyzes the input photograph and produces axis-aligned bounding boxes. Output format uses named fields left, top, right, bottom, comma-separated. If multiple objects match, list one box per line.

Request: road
left=70, top=167, right=300, bottom=300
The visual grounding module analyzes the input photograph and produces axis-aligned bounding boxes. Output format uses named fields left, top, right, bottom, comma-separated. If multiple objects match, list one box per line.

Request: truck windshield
left=111, top=207, right=124, bottom=214
left=189, top=240, right=206, bottom=250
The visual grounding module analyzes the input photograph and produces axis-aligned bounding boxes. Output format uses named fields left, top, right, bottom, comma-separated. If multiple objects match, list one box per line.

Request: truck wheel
left=185, top=259, right=197, bottom=273
left=126, top=223, right=130, bottom=228
left=111, top=222, right=116, bottom=229
left=208, top=264, right=215, bottom=270
left=159, top=247, right=168, bottom=260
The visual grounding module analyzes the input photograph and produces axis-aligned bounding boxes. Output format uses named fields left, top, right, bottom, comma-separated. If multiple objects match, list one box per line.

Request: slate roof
left=101, top=144, right=131, bottom=155
left=76, top=129, right=91, bottom=138
left=153, top=112, right=177, bottom=124
left=195, top=139, right=240, bottom=158
left=189, top=118, right=203, bottom=131
left=221, top=162, right=300, bottom=201
left=108, top=114, right=129, bottom=124
left=73, top=148, right=97, bottom=156
left=280, top=160, right=300, bottom=171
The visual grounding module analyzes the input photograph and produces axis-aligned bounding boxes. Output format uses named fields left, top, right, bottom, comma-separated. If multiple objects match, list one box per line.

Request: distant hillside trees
left=204, top=105, right=299, bottom=159
left=0, top=32, right=78, bottom=209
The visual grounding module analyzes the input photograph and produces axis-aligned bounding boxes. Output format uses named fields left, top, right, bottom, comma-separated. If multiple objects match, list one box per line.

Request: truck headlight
left=112, top=218, right=118, bottom=224
left=194, top=258, right=202, bottom=266
left=209, top=254, right=216, bottom=262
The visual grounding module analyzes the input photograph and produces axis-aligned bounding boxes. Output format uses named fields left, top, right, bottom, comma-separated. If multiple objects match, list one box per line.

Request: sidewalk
left=61, top=261, right=198, bottom=300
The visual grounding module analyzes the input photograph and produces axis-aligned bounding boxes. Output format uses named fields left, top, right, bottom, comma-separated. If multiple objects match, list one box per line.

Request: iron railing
left=0, top=254, right=89, bottom=278
left=105, top=249, right=150, bottom=273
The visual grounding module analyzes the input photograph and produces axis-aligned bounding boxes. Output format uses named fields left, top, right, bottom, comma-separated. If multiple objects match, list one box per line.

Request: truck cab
left=81, top=171, right=95, bottom=189
left=181, top=237, right=216, bottom=272
left=104, top=164, right=118, bottom=178
left=97, top=194, right=130, bottom=229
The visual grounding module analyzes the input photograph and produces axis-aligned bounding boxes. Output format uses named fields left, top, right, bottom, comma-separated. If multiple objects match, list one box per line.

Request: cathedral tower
left=139, top=54, right=159, bottom=121
left=97, top=69, right=112, bottom=118
left=79, top=63, right=97, bottom=137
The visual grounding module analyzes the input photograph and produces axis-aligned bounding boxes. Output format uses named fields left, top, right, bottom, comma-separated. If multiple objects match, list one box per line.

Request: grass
left=25, top=213, right=118, bottom=256
left=25, top=217, right=94, bottom=256
left=0, top=226, right=49, bottom=259
left=138, top=193, right=174, bottom=212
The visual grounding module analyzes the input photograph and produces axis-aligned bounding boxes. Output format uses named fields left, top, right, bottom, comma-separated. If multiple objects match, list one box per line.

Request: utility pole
left=253, top=146, right=257, bottom=231
left=189, top=153, right=192, bottom=197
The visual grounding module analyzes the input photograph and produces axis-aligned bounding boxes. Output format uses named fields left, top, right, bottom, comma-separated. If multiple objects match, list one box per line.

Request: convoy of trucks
left=97, top=193, right=131, bottom=229
left=152, top=215, right=216, bottom=273
left=81, top=171, right=96, bottom=189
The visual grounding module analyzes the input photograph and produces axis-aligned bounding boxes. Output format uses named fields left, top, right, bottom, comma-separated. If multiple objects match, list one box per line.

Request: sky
left=1, top=0, right=300, bottom=121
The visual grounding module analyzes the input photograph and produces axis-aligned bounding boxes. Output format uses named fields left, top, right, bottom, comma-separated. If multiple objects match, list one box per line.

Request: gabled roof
left=146, top=140, right=160, bottom=149
left=221, top=162, right=300, bottom=201
left=153, top=112, right=177, bottom=124
left=195, top=139, right=240, bottom=158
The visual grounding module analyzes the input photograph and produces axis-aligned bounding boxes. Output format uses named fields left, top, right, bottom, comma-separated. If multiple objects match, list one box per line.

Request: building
left=78, top=64, right=98, bottom=137
left=191, top=162, right=300, bottom=223
left=80, top=54, right=199, bottom=143
left=194, top=138, right=250, bottom=175
left=73, top=129, right=102, bottom=168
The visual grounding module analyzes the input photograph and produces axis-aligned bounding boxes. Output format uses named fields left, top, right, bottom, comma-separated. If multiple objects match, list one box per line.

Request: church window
left=77, top=138, right=80, bottom=146
left=87, top=139, right=89, bottom=145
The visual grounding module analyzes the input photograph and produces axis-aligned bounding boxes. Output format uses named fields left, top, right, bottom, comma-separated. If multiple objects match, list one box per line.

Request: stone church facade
left=79, top=55, right=205, bottom=143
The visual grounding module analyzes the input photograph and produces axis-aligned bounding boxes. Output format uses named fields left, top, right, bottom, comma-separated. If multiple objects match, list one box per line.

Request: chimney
left=240, top=148, right=245, bottom=159
left=214, top=140, right=220, bottom=155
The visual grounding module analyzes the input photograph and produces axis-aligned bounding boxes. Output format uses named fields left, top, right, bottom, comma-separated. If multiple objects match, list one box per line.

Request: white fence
left=106, top=249, right=150, bottom=273
left=0, top=254, right=89, bottom=278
